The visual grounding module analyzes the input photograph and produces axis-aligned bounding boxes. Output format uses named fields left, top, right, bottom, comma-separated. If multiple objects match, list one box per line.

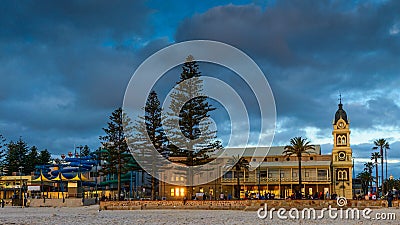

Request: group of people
left=255, top=192, right=275, bottom=200
left=287, top=191, right=336, bottom=200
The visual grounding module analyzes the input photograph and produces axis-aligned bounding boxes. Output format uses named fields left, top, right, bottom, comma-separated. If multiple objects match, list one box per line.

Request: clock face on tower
left=338, top=122, right=344, bottom=129
left=338, top=151, right=346, bottom=161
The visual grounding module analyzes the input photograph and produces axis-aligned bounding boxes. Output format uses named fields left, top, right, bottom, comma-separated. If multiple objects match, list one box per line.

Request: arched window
left=337, top=135, right=347, bottom=146
left=338, top=170, right=348, bottom=180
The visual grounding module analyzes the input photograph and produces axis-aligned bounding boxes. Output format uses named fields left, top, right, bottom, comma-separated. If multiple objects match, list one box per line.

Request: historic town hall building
left=160, top=100, right=353, bottom=200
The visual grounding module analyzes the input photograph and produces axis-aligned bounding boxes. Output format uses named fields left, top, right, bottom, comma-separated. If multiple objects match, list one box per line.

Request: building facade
left=159, top=101, right=353, bottom=200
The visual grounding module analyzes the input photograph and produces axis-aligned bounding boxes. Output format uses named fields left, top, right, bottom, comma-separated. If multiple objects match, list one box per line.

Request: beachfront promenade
left=99, top=199, right=399, bottom=211
left=6, top=198, right=397, bottom=210
left=0, top=204, right=399, bottom=225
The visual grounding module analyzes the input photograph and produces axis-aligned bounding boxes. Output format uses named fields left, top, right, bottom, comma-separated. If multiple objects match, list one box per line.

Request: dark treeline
left=0, top=135, right=51, bottom=175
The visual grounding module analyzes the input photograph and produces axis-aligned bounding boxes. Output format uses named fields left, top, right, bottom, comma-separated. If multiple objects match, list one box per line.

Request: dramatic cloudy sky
left=1, top=0, right=399, bottom=177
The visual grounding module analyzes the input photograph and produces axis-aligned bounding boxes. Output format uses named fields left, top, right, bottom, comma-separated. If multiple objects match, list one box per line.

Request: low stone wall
left=28, top=198, right=97, bottom=207
left=100, top=199, right=399, bottom=211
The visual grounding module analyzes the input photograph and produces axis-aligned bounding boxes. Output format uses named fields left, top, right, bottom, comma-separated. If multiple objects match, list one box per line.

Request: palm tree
left=364, top=162, right=374, bottom=190
left=283, top=137, right=315, bottom=195
left=373, top=139, right=390, bottom=194
left=357, top=171, right=373, bottom=196
left=371, top=152, right=381, bottom=196
left=228, top=155, right=249, bottom=199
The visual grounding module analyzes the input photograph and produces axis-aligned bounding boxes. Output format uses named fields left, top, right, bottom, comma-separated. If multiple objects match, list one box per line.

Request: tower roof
left=334, top=96, right=348, bottom=123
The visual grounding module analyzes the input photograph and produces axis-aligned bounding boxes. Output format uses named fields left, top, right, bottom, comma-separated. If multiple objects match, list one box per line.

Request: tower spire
left=338, top=92, right=343, bottom=109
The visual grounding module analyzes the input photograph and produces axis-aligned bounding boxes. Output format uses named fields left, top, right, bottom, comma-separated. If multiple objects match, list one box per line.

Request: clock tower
left=332, top=96, right=353, bottom=198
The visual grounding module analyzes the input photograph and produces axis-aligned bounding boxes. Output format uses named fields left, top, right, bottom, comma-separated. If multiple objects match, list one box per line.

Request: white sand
left=0, top=206, right=399, bottom=225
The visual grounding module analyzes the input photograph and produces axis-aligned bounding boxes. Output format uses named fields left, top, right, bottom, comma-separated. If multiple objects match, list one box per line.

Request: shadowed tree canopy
left=25, top=146, right=39, bottom=174
left=37, top=149, right=51, bottom=165
left=5, top=138, right=28, bottom=175
left=100, top=107, right=139, bottom=200
left=131, top=90, right=168, bottom=200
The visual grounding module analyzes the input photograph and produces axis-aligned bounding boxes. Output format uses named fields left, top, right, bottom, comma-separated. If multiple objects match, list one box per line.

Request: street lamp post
left=18, top=166, right=24, bottom=207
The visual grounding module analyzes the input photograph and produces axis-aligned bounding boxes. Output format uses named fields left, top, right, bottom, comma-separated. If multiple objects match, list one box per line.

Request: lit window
left=175, top=188, right=179, bottom=196
left=199, top=187, right=204, bottom=193
left=171, top=188, right=175, bottom=197
left=180, top=188, right=185, bottom=196
left=180, top=176, right=184, bottom=181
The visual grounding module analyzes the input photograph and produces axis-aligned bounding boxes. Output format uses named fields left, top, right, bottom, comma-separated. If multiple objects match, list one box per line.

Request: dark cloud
left=174, top=0, right=400, bottom=140
left=0, top=0, right=399, bottom=178
left=0, top=0, right=159, bottom=153
left=0, top=0, right=152, bottom=42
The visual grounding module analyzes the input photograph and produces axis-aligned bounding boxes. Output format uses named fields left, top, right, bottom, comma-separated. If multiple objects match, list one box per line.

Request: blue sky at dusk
left=1, top=0, right=400, bottom=178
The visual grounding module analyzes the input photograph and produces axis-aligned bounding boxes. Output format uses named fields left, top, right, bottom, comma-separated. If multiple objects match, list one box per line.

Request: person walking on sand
left=1, top=199, right=4, bottom=208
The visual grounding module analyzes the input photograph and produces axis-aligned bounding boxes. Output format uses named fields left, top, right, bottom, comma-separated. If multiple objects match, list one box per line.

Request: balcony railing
left=221, top=176, right=330, bottom=183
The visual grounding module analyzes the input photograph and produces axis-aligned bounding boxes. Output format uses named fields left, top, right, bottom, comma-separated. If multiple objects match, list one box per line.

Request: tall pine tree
left=100, top=108, right=136, bottom=200
left=25, top=146, right=39, bottom=174
left=81, top=145, right=91, bottom=157
left=132, top=90, right=167, bottom=200
left=37, top=149, right=52, bottom=165
left=164, top=55, right=220, bottom=198
left=5, top=138, right=28, bottom=174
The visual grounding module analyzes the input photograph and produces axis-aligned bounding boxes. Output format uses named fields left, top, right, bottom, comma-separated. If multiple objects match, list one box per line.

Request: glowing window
left=180, top=188, right=185, bottom=196
left=170, top=188, right=175, bottom=197
left=175, top=188, right=179, bottom=196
